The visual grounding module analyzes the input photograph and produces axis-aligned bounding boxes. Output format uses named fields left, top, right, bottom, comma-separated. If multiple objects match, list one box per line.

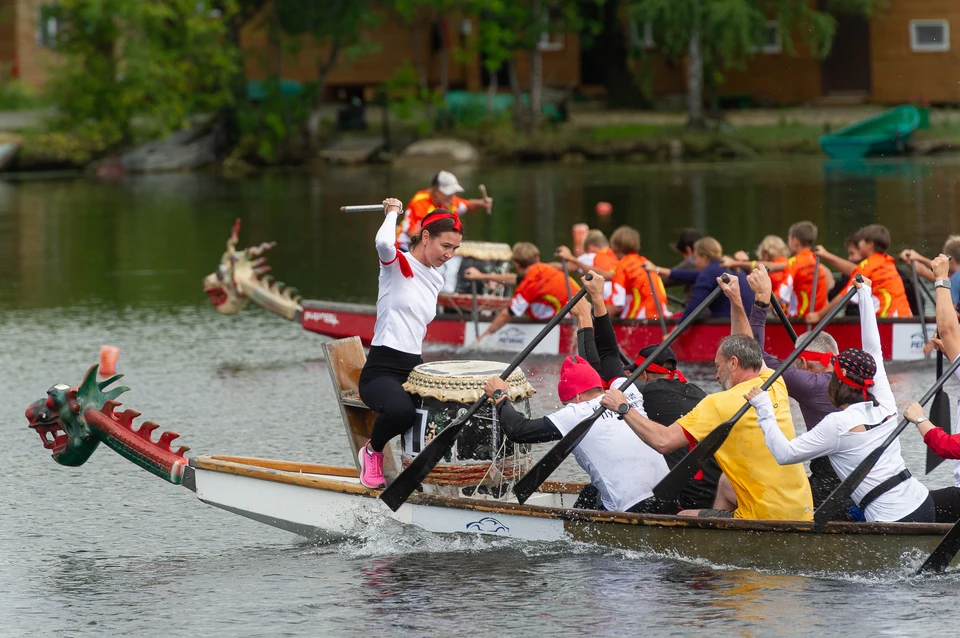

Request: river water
left=2, top=158, right=960, bottom=636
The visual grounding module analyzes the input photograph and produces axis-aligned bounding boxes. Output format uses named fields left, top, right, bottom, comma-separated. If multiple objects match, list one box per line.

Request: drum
left=438, top=240, right=513, bottom=296
left=401, top=360, right=535, bottom=496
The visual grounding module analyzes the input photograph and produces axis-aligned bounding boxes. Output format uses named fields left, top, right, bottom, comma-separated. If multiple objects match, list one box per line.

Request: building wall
left=870, top=0, right=960, bottom=104
left=13, top=0, right=57, bottom=88
left=721, top=47, right=822, bottom=104
left=0, top=1, right=16, bottom=73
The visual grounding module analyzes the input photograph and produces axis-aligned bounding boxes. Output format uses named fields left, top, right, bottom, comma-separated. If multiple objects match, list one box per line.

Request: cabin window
left=629, top=20, right=655, bottom=50
left=910, top=20, right=950, bottom=52
left=761, top=21, right=782, bottom=55
left=36, top=5, right=59, bottom=48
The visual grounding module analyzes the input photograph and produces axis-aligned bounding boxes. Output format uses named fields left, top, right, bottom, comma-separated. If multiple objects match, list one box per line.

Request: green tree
left=47, top=0, right=240, bottom=142
left=628, top=0, right=887, bottom=128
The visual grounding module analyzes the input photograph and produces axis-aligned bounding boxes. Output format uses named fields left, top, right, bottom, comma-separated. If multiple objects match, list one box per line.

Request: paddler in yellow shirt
left=600, top=275, right=813, bottom=521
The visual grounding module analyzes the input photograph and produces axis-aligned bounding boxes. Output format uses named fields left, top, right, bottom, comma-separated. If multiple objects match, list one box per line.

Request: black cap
left=636, top=344, right=678, bottom=368
left=673, top=228, right=703, bottom=254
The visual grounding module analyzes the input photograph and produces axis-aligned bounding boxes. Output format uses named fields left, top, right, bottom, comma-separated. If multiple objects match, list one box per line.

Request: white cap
left=433, top=170, right=464, bottom=196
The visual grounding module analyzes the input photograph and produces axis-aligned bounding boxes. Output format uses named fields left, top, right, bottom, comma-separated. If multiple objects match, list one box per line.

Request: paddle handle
left=340, top=205, right=386, bottom=213
left=813, top=341, right=960, bottom=531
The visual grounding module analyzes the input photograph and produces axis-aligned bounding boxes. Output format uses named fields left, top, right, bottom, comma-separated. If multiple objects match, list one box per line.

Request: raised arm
left=747, top=387, right=838, bottom=464
left=582, top=274, right=626, bottom=383
left=856, top=277, right=895, bottom=412
left=375, top=198, right=404, bottom=262
left=815, top=245, right=857, bottom=276
left=932, top=254, right=960, bottom=362
left=717, top=274, right=751, bottom=337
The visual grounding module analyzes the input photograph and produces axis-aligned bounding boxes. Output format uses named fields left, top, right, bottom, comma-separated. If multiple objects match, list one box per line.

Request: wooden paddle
left=910, top=261, right=930, bottom=358
left=917, top=516, right=960, bottom=574
left=814, top=351, right=960, bottom=532
left=379, top=274, right=594, bottom=512
left=652, top=280, right=861, bottom=503
left=479, top=184, right=493, bottom=215
left=926, top=331, right=952, bottom=474
left=644, top=267, right=669, bottom=341
left=512, top=276, right=731, bottom=505
left=807, top=255, right=821, bottom=333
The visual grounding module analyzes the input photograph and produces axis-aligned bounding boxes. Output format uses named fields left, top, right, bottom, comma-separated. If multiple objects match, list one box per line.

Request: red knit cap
left=558, top=356, right=603, bottom=402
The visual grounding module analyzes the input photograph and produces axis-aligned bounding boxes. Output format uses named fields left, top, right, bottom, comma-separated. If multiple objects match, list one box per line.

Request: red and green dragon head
left=25, top=366, right=189, bottom=484
left=202, top=219, right=303, bottom=321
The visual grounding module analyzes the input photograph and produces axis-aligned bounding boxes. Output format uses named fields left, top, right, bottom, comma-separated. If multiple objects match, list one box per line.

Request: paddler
left=555, top=229, right=620, bottom=310
left=357, top=199, right=463, bottom=489
left=778, top=222, right=832, bottom=318
left=809, top=224, right=912, bottom=322
left=608, top=226, right=671, bottom=320
left=466, top=242, right=578, bottom=343
left=396, top=171, right=491, bottom=251
left=747, top=274, right=934, bottom=524
left=600, top=275, right=814, bottom=521
left=482, top=297, right=674, bottom=515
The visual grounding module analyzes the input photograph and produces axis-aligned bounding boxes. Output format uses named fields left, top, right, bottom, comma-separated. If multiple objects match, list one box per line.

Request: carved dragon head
left=26, top=366, right=190, bottom=484
left=202, top=219, right=303, bottom=321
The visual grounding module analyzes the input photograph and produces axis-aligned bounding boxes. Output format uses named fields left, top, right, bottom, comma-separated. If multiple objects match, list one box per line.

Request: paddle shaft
left=512, top=276, right=731, bottom=504
left=341, top=205, right=385, bottom=213
left=644, top=267, right=669, bottom=340
left=471, top=280, right=480, bottom=340
left=557, top=250, right=574, bottom=300
left=814, top=351, right=960, bottom=532
left=379, top=275, right=594, bottom=512
left=807, top=255, right=821, bottom=333
left=652, top=281, right=861, bottom=502
left=769, top=292, right=799, bottom=344
left=910, top=261, right=929, bottom=356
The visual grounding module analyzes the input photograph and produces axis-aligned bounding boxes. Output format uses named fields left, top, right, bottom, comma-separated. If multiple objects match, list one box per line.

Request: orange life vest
left=612, top=253, right=671, bottom=320
left=510, top=263, right=580, bottom=319
left=779, top=249, right=828, bottom=317
left=398, top=190, right=468, bottom=243
left=843, top=252, right=912, bottom=318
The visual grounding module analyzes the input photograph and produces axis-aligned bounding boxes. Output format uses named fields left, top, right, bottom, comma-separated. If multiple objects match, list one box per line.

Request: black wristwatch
left=754, top=299, right=771, bottom=309
left=616, top=402, right=630, bottom=419
left=492, top=389, right=507, bottom=404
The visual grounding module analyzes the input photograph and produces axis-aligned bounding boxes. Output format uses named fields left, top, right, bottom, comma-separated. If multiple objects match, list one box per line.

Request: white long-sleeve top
left=749, top=284, right=929, bottom=522
left=371, top=211, right=443, bottom=354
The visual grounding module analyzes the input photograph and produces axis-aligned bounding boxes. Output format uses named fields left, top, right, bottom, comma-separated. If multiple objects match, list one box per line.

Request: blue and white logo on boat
left=465, top=517, right=509, bottom=534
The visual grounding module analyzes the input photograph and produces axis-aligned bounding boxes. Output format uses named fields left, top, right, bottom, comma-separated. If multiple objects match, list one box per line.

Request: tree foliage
left=47, top=0, right=240, bottom=142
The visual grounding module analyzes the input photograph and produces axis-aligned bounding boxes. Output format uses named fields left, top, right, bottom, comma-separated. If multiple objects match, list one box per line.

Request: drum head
left=403, top=360, right=536, bottom=403
left=455, top=241, right=512, bottom=262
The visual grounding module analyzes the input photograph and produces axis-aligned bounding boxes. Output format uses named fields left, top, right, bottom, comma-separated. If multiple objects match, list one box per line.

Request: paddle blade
left=653, top=418, right=735, bottom=502
left=926, top=390, right=952, bottom=474
left=514, top=414, right=598, bottom=504
left=918, top=520, right=960, bottom=574
left=379, top=420, right=468, bottom=511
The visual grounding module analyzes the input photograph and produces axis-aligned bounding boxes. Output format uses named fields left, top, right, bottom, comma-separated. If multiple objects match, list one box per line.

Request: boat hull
left=188, top=456, right=954, bottom=573
left=301, top=300, right=932, bottom=362
left=819, top=105, right=920, bottom=159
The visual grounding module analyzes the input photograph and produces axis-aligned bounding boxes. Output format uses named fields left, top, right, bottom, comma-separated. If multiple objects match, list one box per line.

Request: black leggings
left=358, top=345, right=422, bottom=452
left=894, top=493, right=936, bottom=523
left=930, top=487, right=960, bottom=523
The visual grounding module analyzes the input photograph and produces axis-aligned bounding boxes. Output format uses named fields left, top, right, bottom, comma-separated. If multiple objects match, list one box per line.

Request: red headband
left=633, top=355, right=687, bottom=383
left=422, top=212, right=462, bottom=234
left=797, top=350, right=834, bottom=367
left=832, top=357, right=875, bottom=400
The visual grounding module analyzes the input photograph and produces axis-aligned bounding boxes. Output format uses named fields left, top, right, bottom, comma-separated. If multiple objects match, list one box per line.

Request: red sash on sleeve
left=381, top=251, right=414, bottom=278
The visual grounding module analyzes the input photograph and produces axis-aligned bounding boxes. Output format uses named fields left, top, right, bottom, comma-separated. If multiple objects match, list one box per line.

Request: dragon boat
left=25, top=336, right=956, bottom=574
left=203, top=221, right=934, bottom=361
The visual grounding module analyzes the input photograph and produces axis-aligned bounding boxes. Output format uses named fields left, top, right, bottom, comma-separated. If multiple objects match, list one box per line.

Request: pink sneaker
left=358, top=441, right=386, bottom=489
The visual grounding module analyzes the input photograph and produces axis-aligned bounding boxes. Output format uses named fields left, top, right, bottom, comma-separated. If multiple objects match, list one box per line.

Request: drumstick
left=340, top=205, right=385, bottom=213
left=479, top=185, right=492, bottom=215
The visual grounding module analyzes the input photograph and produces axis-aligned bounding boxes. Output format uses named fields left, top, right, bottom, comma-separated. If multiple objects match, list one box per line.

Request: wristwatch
left=616, top=403, right=630, bottom=419
left=491, top=389, right=507, bottom=404
left=935, top=279, right=952, bottom=290
left=754, top=299, right=771, bottom=309
left=914, top=416, right=928, bottom=425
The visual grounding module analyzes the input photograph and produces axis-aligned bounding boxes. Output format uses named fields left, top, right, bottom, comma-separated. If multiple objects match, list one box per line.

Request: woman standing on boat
left=746, top=276, right=934, bottom=523
left=357, top=198, right=463, bottom=488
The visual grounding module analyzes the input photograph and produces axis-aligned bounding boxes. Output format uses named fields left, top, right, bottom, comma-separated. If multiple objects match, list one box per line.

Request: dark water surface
left=3, top=159, right=960, bottom=636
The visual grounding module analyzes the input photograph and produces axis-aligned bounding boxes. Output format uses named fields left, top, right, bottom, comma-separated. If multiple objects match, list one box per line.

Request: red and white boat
left=204, top=222, right=933, bottom=362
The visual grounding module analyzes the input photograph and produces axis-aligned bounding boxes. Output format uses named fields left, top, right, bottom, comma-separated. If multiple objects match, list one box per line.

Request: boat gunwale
left=191, top=455, right=951, bottom=538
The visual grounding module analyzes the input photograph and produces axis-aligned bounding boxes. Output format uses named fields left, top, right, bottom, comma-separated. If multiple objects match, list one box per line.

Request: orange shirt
left=510, top=263, right=579, bottom=319
left=397, top=190, right=468, bottom=246
left=577, top=247, right=620, bottom=304
left=778, top=249, right=828, bottom=317
left=842, top=252, right=912, bottom=318
left=611, top=253, right=671, bottom=320
left=768, top=256, right=789, bottom=292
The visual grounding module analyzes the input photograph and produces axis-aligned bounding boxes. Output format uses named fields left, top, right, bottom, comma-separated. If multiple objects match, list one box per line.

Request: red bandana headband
left=423, top=211, right=462, bottom=233
left=797, top=350, right=834, bottom=367
left=633, top=355, right=687, bottom=383
left=832, top=356, right=875, bottom=401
